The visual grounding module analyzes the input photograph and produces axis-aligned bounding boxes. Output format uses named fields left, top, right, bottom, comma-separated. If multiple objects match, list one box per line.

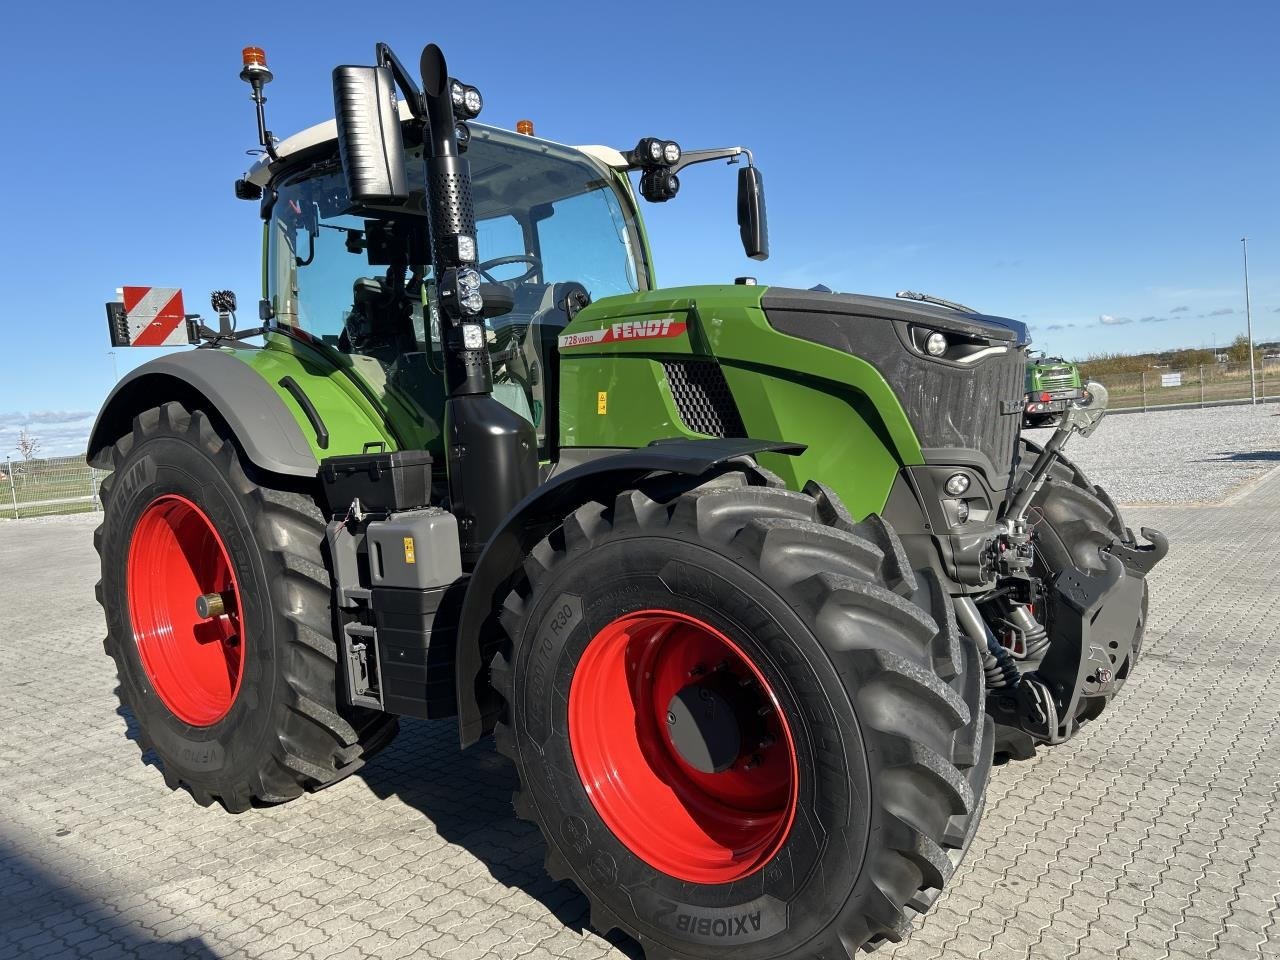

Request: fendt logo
left=558, top=317, right=688, bottom=349
left=611, top=318, right=681, bottom=340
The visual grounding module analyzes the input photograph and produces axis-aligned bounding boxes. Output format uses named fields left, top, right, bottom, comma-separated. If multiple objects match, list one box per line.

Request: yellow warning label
left=597, top=391, right=608, bottom=415
left=403, top=536, right=416, bottom=564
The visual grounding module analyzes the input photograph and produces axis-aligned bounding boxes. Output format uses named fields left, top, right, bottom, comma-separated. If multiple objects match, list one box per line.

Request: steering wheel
left=478, top=254, right=542, bottom=285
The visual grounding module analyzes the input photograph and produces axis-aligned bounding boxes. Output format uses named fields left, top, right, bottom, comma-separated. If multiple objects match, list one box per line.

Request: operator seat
left=340, top=275, right=413, bottom=366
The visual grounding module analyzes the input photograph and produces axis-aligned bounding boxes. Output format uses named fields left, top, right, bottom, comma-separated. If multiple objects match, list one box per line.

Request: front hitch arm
left=1006, top=379, right=1109, bottom=523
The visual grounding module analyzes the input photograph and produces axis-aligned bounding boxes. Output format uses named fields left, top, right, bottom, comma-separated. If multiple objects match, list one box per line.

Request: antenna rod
left=240, top=47, right=279, bottom=162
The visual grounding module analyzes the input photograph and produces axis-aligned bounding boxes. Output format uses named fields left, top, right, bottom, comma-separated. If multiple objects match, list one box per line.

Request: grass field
left=0, top=455, right=104, bottom=519
left=1100, top=359, right=1280, bottom=409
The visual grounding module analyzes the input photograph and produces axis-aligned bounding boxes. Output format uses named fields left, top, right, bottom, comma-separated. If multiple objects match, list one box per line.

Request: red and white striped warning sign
left=118, top=287, right=188, bottom=347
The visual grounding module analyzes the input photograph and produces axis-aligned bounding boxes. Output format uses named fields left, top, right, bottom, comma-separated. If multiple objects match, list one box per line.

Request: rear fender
left=454, top=437, right=804, bottom=746
left=87, top=350, right=319, bottom=476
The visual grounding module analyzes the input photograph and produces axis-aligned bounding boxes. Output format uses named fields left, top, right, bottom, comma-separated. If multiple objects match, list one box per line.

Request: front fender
left=454, top=437, right=804, bottom=746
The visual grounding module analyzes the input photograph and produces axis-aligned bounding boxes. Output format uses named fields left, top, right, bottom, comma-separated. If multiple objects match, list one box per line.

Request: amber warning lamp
left=516, top=119, right=535, bottom=136
left=239, top=45, right=279, bottom=161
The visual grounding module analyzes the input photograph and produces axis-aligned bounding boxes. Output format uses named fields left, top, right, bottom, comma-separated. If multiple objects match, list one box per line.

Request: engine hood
left=760, top=288, right=1029, bottom=346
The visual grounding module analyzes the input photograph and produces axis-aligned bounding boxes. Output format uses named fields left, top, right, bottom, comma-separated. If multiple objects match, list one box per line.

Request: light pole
left=1242, top=237, right=1256, bottom=405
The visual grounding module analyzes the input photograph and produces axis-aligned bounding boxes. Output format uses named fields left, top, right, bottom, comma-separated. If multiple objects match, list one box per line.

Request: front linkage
left=966, top=382, right=1168, bottom=746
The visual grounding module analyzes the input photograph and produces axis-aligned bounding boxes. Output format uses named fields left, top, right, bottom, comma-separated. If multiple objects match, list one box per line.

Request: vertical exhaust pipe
left=417, top=44, right=537, bottom=562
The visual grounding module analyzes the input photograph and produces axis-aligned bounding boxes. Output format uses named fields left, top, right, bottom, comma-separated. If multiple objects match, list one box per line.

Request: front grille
left=663, top=359, right=746, bottom=439
left=1038, top=371, right=1076, bottom=392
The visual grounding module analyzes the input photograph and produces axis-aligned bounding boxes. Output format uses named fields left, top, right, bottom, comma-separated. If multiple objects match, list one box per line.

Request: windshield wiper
left=896, top=290, right=976, bottom=313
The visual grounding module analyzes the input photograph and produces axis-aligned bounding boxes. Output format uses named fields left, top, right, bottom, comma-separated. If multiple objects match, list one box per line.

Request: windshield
left=267, top=127, right=647, bottom=342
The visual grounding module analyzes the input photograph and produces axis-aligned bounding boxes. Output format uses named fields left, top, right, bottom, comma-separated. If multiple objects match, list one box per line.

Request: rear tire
left=491, top=467, right=990, bottom=958
left=994, top=438, right=1149, bottom=762
left=95, top=401, right=397, bottom=812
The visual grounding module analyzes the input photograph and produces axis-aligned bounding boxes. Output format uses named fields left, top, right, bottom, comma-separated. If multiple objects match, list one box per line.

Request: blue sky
left=2, top=1, right=1277, bottom=454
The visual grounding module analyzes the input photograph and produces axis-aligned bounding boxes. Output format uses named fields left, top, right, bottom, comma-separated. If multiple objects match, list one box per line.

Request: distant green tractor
left=1023, top=353, right=1087, bottom=427
left=89, top=41, right=1165, bottom=959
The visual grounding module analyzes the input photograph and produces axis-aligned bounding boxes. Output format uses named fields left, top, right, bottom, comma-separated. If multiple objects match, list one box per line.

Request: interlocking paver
left=4, top=464, right=1280, bottom=960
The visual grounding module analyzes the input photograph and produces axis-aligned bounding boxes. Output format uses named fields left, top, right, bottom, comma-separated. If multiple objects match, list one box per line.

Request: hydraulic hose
left=1007, top=603, right=1051, bottom=659
left=954, top=597, right=1021, bottom=689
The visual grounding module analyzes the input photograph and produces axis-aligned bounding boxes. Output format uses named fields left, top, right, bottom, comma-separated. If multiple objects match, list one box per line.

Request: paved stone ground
left=3, top=471, right=1280, bottom=959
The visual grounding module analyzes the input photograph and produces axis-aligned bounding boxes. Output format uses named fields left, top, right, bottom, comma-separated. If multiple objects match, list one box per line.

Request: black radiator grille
left=663, top=359, right=747, bottom=439
left=905, top=347, right=1025, bottom=481
left=1037, top=369, right=1077, bottom=392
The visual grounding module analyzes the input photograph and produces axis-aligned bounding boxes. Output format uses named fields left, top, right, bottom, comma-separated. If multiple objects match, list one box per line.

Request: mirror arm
left=667, top=146, right=753, bottom=175
left=374, top=42, right=425, bottom=119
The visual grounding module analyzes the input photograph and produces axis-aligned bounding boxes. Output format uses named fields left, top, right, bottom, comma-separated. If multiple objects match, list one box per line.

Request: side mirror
left=332, top=65, right=409, bottom=205
left=737, top=165, right=769, bottom=261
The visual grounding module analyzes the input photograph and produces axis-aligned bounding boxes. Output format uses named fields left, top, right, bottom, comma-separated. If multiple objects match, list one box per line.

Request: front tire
left=95, top=402, right=397, bottom=812
left=492, top=467, right=990, bottom=958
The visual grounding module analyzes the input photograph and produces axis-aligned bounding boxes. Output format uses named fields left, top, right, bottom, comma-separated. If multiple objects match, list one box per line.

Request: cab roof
left=244, top=100, right=628, bottom=187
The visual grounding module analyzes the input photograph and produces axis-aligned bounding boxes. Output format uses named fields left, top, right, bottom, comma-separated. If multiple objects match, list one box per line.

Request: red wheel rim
left=568, top=609, right=799, bottom=884
left=126, top=494, right=245, bottom=726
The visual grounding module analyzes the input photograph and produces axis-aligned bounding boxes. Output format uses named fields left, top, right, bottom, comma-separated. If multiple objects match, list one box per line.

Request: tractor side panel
left=556, top=285, right=923, bottom=518
left=559, top=355, right=700, bottom=448
left=721, top=363, right=904, bottom=520
left=238, top=334, right=441, bottom=459
left=557, top=298, right=704, bottom=448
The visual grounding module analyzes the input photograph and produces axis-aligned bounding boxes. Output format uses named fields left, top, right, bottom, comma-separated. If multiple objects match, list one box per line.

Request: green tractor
left=89, top=42, right=1166, bottom=959
left=1023, top=352, right=1087, bottom=428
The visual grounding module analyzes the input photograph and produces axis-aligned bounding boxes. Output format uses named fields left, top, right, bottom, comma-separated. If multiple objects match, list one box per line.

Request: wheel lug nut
left=666, top=711, right=677, bottom=725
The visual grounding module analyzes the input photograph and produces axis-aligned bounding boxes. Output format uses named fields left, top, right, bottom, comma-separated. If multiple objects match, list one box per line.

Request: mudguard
left=454, top=437, right=805, bottom=746
left=86, top=350, right=318, bottom=477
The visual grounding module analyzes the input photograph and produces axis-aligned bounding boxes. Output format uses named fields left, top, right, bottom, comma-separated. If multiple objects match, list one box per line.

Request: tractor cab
left=258, top=121, right=651, bottom=457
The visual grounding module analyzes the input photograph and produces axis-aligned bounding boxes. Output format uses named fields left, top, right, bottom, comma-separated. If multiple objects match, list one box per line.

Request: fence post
left=6, top=457, right=16, bottom=520
left=1141, top=371, right=1147, bottom=412
left=1199, top=365, right=1205, bottom=408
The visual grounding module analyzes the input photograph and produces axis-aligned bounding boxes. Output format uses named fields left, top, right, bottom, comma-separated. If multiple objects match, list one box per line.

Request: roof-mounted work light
left=449, top=79, right=484, bottom=119
left=630, top=137, right=683, bottom=202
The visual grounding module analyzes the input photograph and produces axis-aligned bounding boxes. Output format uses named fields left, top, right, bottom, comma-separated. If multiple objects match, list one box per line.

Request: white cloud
left=0, top=410, right=96, bottom=460
left=1098, top=314, right=1132, bottom=326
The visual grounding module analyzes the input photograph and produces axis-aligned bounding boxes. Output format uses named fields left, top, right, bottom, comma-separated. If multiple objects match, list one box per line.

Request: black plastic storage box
left=320, top=449, right=433, bottom=515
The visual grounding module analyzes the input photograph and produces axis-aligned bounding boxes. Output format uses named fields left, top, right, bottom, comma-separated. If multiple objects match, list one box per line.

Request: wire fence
left=1084, top=357, right=1280, bottom=412
left=2, top=454, right=107, bottom=519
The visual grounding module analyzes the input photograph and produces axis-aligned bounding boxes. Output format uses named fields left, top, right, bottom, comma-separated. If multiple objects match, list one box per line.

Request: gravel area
left=1024, top=404, right=1280, bottom=505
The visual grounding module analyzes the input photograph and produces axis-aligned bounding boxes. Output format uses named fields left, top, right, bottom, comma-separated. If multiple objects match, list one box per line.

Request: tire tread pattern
left=95, top=401, right=398, bottom=813
left=489, top=465, right=988, bottom=958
